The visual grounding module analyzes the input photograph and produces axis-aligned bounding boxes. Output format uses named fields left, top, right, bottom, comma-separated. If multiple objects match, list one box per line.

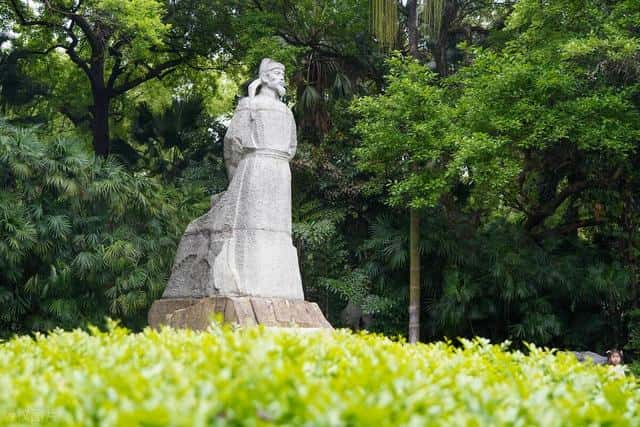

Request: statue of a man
left=162, top=58, right=304, bottom=300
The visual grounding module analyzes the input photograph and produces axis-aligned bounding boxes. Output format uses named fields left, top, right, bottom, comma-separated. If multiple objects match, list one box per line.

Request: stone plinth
left=149, top=297, right=332, bottom=330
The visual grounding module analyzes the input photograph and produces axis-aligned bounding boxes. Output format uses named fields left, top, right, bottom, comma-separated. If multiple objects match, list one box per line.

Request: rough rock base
left=148, top=297, right=332, bottom=330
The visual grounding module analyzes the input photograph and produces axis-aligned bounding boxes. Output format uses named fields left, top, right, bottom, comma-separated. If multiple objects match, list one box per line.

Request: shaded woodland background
left=1, top=0, right=640, bottom=356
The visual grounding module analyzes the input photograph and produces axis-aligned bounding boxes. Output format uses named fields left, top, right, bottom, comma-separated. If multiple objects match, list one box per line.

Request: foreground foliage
left=0, top=324, right=636, bottom=426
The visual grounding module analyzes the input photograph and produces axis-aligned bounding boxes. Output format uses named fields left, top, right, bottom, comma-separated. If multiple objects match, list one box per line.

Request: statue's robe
left=162, top=95, right=304, bottom=300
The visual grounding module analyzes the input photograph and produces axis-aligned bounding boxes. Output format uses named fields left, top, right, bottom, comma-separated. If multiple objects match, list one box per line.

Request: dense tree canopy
left=1, top=0, right=639, bottom=357
left=2, top=0, right=238, bottom=155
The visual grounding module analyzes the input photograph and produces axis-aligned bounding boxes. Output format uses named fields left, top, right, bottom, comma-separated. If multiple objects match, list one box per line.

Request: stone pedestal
left=148, top=297, right=332, bottom=330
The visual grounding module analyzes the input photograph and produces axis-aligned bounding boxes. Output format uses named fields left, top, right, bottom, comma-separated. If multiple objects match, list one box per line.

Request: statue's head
left=249, top=58, right=286, bottom=98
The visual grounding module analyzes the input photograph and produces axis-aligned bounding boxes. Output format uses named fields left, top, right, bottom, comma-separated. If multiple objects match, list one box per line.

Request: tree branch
left=525, top=165, right=624, bottom=231
left=71, top=0, right=84, bottom=13
left=546, top=218, right=607, bottom=236
left=69, top=14, right=102, bottom=54
left=61, top=22, right=93, bottom=81
left=8, top=0, right=60, bottom=29
left=524, top=180, right=591, bottom=231
left=105, top=38, right=131, bottom=90
left=40, top=0, right=103, bottom=54
left=9, top=0, right=97, bottom=83
left=106, top=56, right=124, bottom=91
left=111, top=58, right=184, bottom=96
left=14, top=44, right=67, bottom=57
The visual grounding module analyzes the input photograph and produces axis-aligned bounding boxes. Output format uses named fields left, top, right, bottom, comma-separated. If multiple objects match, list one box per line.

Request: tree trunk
left=408, top=207, right=421, bottom=343
left=435, top=39, right=448, bottom=77
left=406, top=0, right=422, bottom=343
left=90, top=90, right=110, bottom=157
left=622, top=178, right=639, bottom=309
left=407, top=0, right=419, bottom=57
left=87, top=24, right=109, bottom=158
left=434, top=0, right=453, bottom=77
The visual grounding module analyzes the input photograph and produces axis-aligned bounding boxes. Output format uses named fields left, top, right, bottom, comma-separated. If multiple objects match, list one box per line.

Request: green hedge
left=0, top=323, right=637, bottom=426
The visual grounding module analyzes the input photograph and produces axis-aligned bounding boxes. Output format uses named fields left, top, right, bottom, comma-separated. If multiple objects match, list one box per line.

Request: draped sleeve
left=223, top=98, right=252, bottom=180
left=288, top=111, right=297, bottom=159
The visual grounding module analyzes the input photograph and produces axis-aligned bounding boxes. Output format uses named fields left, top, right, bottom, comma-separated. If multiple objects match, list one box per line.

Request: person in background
left=606, top=349, right=626, bottom=377
left=606, top=349, right=623, bottom=366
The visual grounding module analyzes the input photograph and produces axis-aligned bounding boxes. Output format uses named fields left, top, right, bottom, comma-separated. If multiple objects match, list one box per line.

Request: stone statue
left=161, top=58, right=304, bottom=301
left=149, top=59, right=330, bottom=330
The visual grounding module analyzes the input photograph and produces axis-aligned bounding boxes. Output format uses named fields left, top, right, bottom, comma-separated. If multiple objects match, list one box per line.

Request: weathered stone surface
left=148, top=297, right=332, bottom=330
left=148, top=298, right=198, bottom=328
left=272, top=298, right=293, bottom=324
left=166, top=299, right=218, bottom=330
left=573, top=351, right=608, bottom=365
left=223, top=297, right=256, bottom=326
left=161, top=58, right=304, bottom=301
left=250, top=298, right=279, bottom=326
left=293, top=300, right=332, bottom=328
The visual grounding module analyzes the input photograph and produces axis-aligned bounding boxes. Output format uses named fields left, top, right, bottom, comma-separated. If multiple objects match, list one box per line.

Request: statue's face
left=261, top=67, right=286, bottom=97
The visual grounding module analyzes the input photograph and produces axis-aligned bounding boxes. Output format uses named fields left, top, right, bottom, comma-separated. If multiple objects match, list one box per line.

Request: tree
left=359, top=0, right=640, bottom=348
left=0, top=121, right=191, bottom=335
left=364, top=0, right=509, bottom=342
left=367, top=0, right=425, bottom=343
left=449, top=0, right=640, bottom=240
left=446, top=0, right=640, bottom=346
left=352, top=55, right=453, bottom=342
left=3, top=0, right=237, bottom=156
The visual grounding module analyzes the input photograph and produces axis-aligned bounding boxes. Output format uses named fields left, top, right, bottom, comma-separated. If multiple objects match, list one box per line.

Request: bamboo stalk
left=370, top=0, right=398, bottom=50
left=408, top=207, right=421, bottom=343
left=421, top=0, right=445, bottom=39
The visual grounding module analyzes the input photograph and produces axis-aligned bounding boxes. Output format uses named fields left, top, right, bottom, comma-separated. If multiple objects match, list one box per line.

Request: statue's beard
left=256, top=80, right=286, bottom=98
left=271, top=83, right=286, bottom=97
